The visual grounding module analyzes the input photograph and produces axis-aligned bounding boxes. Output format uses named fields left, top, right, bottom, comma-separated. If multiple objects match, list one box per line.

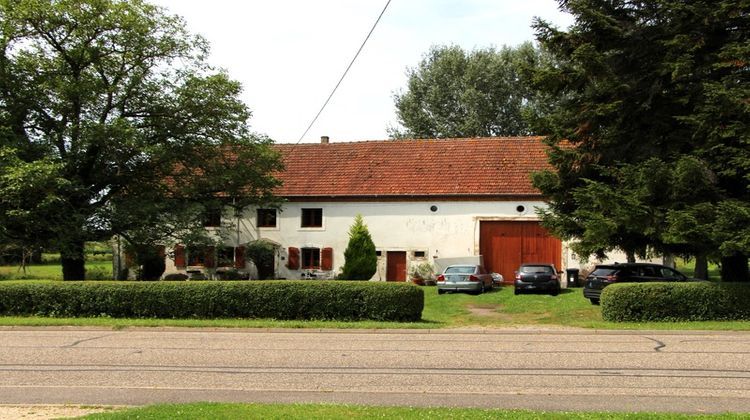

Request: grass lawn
left=78, top=402, right=745, bottom=419
left=0, top=261, right=111, bottom=280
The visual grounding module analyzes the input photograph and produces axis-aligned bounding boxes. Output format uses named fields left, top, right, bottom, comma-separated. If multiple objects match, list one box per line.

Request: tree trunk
left=61, top=241, right=86, bottom=280
left=720, top=253, right=748, bottom=282
left=625, top=250, right=636, bottom=263
left=694, top=254, right=709, bottom=280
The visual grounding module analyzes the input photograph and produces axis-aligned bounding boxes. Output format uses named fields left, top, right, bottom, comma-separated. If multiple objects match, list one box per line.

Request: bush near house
left=0, top=281, right=423, bottom=321
left=601, top=282, right=750, bottom=322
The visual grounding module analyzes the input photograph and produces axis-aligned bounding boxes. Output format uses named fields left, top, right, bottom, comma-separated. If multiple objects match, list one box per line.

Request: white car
left=437, top=264, right=495, bottom=295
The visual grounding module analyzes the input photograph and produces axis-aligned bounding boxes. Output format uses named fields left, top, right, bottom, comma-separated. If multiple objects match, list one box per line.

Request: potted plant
left=409, top=262, right=435, bottom=286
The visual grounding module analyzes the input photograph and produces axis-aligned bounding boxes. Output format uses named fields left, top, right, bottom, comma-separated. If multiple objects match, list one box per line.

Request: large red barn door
left=480, top=221, right=561, bottom=284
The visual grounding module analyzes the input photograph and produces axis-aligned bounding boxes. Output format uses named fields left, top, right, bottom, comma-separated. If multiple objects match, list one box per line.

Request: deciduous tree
left=0, top=0, right=282, bottom=279
left=389, top=43, right=551, bottom=138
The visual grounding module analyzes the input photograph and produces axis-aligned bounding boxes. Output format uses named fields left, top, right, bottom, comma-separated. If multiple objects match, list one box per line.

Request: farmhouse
left=161, top=136, right=589, bottom=283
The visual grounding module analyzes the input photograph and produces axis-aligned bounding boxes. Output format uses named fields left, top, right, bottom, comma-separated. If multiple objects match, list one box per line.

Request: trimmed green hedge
left=601, top=282, right=750, bottom=322
left=0, top=281, right=424, bottom=321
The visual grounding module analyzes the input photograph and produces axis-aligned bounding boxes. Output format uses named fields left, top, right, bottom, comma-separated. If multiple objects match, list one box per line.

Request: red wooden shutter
left=321, top=247, right=333, bottom=271
left=174, top=245, right=186, bottom=268
left=234, top=246, right=246, bottom=269
left=205, top=246, right=215, bottom=268
left=287, top=247, right=300, bottom=269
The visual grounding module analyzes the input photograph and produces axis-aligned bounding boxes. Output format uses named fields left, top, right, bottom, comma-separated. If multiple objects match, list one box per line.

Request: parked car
left=514, top=263, right=561, bottom=296
left=583, top=263, right=692, bottom=305
left=437, top=264, right=494, bottom=295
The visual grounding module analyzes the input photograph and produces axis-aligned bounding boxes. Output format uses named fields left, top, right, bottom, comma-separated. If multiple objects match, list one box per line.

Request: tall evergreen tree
left=340, top=215, right=377, bottom=280
left=531, top=0, right=749, bottom=280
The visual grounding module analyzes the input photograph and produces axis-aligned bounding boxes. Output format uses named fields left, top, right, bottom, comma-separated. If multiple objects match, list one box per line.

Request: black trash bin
left=566, top=268, right=580, bottom=287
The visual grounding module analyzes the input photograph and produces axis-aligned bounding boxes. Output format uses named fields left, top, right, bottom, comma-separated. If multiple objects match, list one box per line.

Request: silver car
left=437, top=264, right=494, bottom=295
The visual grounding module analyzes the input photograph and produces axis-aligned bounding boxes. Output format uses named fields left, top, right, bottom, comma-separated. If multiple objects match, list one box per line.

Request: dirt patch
left=466, top=304, right=513, bottom=320
left=0, top=405, right=115, bottom=419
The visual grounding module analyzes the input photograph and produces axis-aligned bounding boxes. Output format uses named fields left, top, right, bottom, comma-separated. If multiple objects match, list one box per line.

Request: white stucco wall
left=164, top=199, right=548, bottom=280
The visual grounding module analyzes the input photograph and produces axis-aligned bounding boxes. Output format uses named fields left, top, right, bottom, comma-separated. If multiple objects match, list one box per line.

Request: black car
left=514, top=263, right=561, bottom=296
left=583, top=263, right=691, bottom=305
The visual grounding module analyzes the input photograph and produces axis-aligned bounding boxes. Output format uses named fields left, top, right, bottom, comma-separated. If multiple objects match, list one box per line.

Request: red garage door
left=480, top=221, right=561, bottom=284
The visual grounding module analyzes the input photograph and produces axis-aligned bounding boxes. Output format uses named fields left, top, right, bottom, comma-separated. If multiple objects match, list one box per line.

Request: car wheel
left=514, top=288, right=520, bottom=295
left=550, top=288, right=559, bottom=296
left=480, top=283, right=486, bottom=294
left=438, top=289, right=445, bottom=295
left=590, top=298, right=600, bottom=305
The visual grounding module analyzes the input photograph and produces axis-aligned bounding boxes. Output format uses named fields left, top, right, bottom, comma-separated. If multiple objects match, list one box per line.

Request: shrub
left=0, top=281, right=424, bottom=321
left=162, top=273, right=188, bottom=281
left=245, top=240, right=277, bottom=280
left=340, top=215, right=377, bottom=280
left=216, top=269, right=249, bottom=280
left=601, top=282, right=750, bottom=322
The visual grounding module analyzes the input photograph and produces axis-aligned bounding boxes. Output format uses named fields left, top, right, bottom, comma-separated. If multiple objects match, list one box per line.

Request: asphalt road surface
left=1, top=327, right=749, bottom=414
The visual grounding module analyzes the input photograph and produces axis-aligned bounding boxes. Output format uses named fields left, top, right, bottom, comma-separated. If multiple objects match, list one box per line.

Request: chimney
left=320, top=135, right=329, bottom=144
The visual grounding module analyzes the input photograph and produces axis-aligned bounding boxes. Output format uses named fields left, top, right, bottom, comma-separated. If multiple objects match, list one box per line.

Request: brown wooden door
left=386, top=251, right=407, bottom=282
left=480, top=221, right=561, bottom=284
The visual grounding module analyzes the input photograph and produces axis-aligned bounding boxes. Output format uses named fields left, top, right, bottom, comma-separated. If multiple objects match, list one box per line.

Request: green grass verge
left=1, top=283, right=749, bottom=330
left=0, top=261, right=111, bottom=280
left=78, top=402, right=745, bottom=419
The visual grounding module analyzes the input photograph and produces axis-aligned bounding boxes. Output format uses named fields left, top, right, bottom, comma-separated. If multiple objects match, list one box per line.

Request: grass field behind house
left=78, top=402, right=747, bottom=419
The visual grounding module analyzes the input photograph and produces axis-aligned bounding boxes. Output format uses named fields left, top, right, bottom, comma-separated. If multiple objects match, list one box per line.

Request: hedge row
left=601, top=282, right=750, bottom=322
left=0, top=281, right=424, bottom=322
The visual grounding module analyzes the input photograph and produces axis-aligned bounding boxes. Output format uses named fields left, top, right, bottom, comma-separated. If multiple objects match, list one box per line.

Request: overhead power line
left=295, top=0, right=392, bottom=144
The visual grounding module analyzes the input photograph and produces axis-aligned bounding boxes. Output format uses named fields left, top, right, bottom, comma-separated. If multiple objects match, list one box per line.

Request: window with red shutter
left=174, top=245, right=186, bottom=268
left=287, top=247, right=300, bottom=269
left=321, top=247, right=333, bottom=271
left=235, top=246, right=246, bottom=269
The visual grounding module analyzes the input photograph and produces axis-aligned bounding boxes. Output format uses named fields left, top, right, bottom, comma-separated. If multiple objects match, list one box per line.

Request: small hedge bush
left=0, top=280, right=423, bottom=322
left=601, top=282, right=750, bottom=322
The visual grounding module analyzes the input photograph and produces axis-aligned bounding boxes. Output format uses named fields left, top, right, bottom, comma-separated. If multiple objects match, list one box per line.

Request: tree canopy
left=389, top=43, right=552, bottom=139
left=531, top=0, right=749, bottom=280
left=0, top=0, right=283, bottom=279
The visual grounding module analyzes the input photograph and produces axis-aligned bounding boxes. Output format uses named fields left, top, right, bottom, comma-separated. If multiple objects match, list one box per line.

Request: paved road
left=0, top=327, right=749, bottom=413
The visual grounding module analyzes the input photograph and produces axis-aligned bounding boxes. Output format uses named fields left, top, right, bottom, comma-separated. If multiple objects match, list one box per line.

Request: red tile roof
left=274, top=137, right=551, bottom=198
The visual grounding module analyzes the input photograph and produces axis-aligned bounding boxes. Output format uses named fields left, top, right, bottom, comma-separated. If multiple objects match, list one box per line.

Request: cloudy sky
left=150, top=0, right=573, bottom=143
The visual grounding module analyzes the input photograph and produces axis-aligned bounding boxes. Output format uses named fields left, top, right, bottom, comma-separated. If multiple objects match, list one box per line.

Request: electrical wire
left=295, top=0, right=392, bottom=144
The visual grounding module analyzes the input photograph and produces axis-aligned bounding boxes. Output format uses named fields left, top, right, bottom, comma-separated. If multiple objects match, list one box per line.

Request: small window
left=187, top=246, right=214, bottom=267
left=257, top=208, right=277, bottom=228
left=301, top=247, right=320, bottom=269
left=202, top=207, right=222, bottom=227
left=301, top=208, right=323, bottom=228
left=413, top=251, right=426, bottom=258
left=376, top=250, right=382, bottom=257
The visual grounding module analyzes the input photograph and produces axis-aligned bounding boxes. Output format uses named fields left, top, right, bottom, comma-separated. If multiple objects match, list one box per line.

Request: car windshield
left=521, top=265, right=553, bottom=274
left=445, top=266, right=475, bottom=274
left=591, top=268, right=618, bottom=277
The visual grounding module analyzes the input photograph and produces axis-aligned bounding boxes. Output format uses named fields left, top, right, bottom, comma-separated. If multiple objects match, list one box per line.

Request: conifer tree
left=340, top=215, right=377, bottom=280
